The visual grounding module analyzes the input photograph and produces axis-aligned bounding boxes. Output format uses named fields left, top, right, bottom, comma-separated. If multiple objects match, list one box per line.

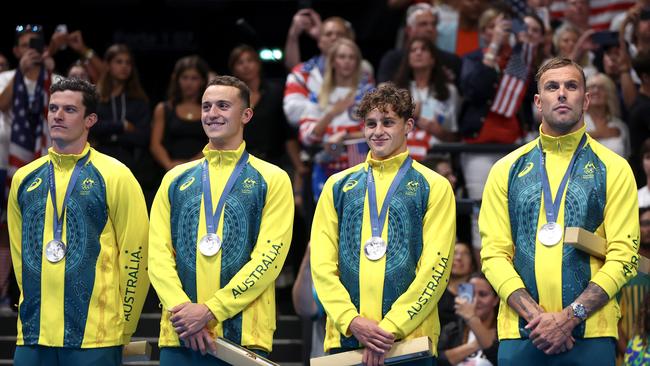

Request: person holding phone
left=438, top=273, right=499, bottom=366
left=0, top=25, right=62, bottom=313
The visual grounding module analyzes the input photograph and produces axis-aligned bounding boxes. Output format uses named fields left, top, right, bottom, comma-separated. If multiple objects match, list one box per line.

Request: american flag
left=345, top=138, right=369, bottom=166
left=490, top=43, right=534, bottom=118
left=505, top=0, right=531, bottom=19
left=7, top=68, right=50, bottom=185
left=550, top=0, right=635, bottom=30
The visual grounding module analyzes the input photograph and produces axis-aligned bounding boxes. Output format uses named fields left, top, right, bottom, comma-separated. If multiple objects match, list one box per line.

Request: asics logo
left=27, top=178, right=43, bottom=192
left=180, top=177, right=195, bottom=191
left=343, top=180, right=358, bottom=192
left=518, top=162, right=534, bottom=178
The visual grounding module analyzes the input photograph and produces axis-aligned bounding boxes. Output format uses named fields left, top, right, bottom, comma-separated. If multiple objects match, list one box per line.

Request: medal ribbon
left=538, top=134, right=586, bottom=224
left=48, top=151, right=91, bottom=242
left=202, top=151, right=249, bottom=236
left=366, top=157, right=412, bottom=239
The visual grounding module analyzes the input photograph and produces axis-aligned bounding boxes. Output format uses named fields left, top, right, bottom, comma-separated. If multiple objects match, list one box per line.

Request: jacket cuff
left=338, top=309, right=360, bottom=337
left=498, top=276, right=526, bottom=301
left=204, top=297, right=225, bottom=323
left=590, top=272, right=619, bottom=299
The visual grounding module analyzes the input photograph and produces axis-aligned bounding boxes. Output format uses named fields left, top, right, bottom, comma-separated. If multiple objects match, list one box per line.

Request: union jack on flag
left=490, top=43, right=534, bottom=118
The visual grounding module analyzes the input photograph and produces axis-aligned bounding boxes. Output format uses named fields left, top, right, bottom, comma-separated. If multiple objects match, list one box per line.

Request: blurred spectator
left=47, top=29, right=105, bottom=84
left=0, top=53, right=8, bottom=72
left=283, top=15, right=374, bottom=126
left=438, top=241, right=479, bottom=331
left=66, top=60, right=90, bottom=81
left=619, top=208, right=650, bottom=362
left=624, top=291, right=650, bottom=365
left=393, top=36, right=461, bottom=160
left=528, top=0, right=553, bottom=30
left=150, top=55, right=209, bottom=173
left=291, top=243, right=326, bottom=358
left=611, top=3, right=650, bottom=113
left=611, top=1, right=649, bottom=47
left=229, top=45, right=305, bottom=174
left=560, top=0, right=591, bottom=33
left=459, top=7, right=545, bottom=249
left=0, top=24, right=60, bottom=316
left=378, top=3, right=462, bottom=85
left=629, top=50, right=650, bottom=185
left=585, top=73, right=630, bottom=157
left=638, top=139, right=650, bottom=207
left=298, top=38, right=374, bottom=202
left=90, top=44, right=153, bottom=195
left=552, top=24, right=598, bottom=79
left=230, top=45, right=309, bottom=284
left=438, top=272, right=499, bottom=366
left=437, top=0, right=487, bottom=56
left=424, top=155, right=459, bottom=190
left=284, top=8, right=322, bottom=71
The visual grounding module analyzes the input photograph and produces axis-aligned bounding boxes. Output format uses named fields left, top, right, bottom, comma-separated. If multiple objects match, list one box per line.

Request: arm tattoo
left=507, top=288, right=544, bottom=322
left=574, top=282, right=609, bottom=317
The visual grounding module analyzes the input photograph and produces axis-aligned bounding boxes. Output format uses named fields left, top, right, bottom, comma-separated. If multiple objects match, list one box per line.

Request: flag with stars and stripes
left=345, top=138, right=369, bottom=167
left=8, top=67, right=51, bottom=183
left=505, top=0, right=531, bottom=19
left=550, top=0, right=635, bottom=30
left=490, top=43, right=534, bottom=118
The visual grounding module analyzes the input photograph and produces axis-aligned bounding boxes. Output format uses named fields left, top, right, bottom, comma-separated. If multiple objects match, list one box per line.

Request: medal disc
left=364, top=236, right=387, bottom=261
left=45, top=239, right=67, bottom=263
left=199, top=233, right=222, bottom=256
left=538, top=222, right=563, bottom=247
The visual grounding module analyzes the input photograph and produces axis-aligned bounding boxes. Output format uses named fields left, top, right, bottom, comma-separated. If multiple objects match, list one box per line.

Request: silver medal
left=364, top=236, right=387, bottom=261
left=45, top=239, right=67, bottom=263
left=199, top=233, right=222, bottom=256
left=538, top=222, right=563, bottom=247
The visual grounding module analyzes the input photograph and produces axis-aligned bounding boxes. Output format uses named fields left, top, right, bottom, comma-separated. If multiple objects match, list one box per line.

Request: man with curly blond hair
left=310, top=83, right=455, bottom=366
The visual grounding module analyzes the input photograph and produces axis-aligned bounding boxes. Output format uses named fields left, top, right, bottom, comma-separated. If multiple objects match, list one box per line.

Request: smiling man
left=480, top=58, right=640, bottom=366
left=148, top=75, right=294, bottom=365
left=7, top=78, right=150, bottom=366
left=310, top=83, right=455, bottom=366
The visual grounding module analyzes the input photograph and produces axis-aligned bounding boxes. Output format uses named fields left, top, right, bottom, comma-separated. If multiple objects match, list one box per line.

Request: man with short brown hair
left=480, top=57, right=639, bottom=365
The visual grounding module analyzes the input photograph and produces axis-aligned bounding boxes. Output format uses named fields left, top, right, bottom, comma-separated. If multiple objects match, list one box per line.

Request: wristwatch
left=570, top=302, right=587, bottom=321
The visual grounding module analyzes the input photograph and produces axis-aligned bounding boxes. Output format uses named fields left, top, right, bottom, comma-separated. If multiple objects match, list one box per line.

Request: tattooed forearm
left=507, top=288, right=544, bottom=322
left=573, top=282, right=609, bottom=317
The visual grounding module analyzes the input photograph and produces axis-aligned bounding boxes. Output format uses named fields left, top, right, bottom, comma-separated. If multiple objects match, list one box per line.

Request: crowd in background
left=1, top=0, right=650, bottom=364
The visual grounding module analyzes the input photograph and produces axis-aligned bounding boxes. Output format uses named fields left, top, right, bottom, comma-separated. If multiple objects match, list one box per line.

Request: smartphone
left=591, top=30, right=619, bottom=48
left=457, top=283, right=474, bottom=303
left=28, top=36, right=45, bottom=53
left=55, top=24, right=68, bottom=34
left=511, top=18, right=527, bottom=34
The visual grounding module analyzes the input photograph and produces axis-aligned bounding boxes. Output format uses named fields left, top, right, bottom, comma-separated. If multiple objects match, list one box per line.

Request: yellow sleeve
left=310, top=176, right=360, bottom=337
left=378, top=175, right=456, bottom=338
left=591, top=162, right=639, bottom=298
left=204, top=169, right=294, bottom=321
left=480, top=160, right=526, bottom=301
left=148, top=171, right=192, bottom=311
left=7, top=170, right=25, bottom=296
left=108, top=166, right=151, bottom=344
